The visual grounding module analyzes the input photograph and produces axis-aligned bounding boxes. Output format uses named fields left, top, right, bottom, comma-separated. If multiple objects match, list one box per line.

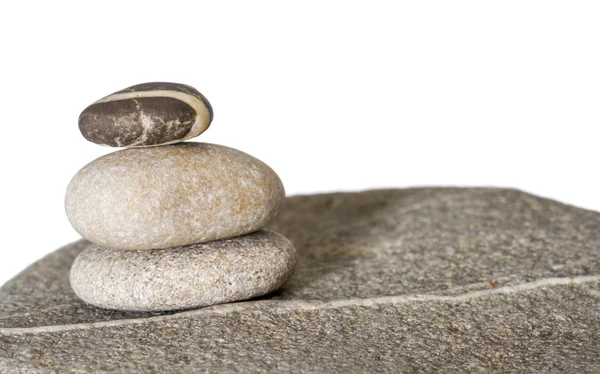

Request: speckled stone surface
left=79, top=82, right=213, bottom=147
left=65, top=142, right=285, bottom=250
left=2, top=188, right=600, bottom=372
left=70, top=231, right=297, bottom=311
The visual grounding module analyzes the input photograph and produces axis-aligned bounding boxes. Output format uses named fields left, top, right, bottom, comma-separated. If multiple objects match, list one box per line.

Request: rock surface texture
left=2, top=188, right=600, bottom=372
left=65, top=142, right=285, bottom=250
left=79, top=82, right=213, bottom=147
left=70, top=231, right=297, bottom=311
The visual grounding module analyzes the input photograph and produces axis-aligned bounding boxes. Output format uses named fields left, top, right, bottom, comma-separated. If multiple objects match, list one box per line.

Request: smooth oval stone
left=70, top=230, right=297, bottom=311
left=79, top=82, right=213, bottom=147
left=65, top=142, right=285, bottom=250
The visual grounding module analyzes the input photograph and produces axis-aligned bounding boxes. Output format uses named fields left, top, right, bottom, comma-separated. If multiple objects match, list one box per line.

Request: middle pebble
left=65, top=142, right=285, bottom=250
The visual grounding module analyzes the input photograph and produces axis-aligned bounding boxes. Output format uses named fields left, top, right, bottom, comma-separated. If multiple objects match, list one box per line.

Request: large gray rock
left=2, top=188, right=599, bottom=373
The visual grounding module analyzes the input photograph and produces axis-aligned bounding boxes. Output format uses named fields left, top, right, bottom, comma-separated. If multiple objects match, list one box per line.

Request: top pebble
left=79, top=82, right=213, bottom=147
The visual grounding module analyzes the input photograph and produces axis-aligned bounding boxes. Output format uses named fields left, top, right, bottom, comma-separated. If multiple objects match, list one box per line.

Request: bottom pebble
left=70, top=230, right=297, bottom=311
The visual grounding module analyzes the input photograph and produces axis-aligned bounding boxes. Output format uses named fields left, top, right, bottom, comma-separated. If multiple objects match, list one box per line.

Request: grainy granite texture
left=79, top=82, right=213, bottom=147
left=70, top=231, right=297, bottom=311
left=2, top=188, right=600, bottom=372
left=65, top=142, right=285, bottom=250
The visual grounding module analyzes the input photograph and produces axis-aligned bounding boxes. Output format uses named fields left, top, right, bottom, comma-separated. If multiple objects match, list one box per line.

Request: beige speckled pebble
left=69, top=230, right=297, bottom=311
left=65, top=142, right=285, bottom=250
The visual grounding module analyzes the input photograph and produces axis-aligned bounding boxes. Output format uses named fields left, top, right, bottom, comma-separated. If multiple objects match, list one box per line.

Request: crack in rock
left=2, top=275, right=598, bottom=335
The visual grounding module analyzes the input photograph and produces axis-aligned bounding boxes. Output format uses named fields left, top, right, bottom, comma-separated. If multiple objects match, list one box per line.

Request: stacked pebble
left=66, top=82, right=297, bottom=312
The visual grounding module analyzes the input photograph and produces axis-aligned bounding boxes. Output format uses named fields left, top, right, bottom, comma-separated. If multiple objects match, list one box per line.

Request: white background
left=0, top=1, right=599, bottom=287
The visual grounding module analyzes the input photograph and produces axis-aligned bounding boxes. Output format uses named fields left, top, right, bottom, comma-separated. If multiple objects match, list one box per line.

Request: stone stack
left=65, top=82, right=297, bottom=312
